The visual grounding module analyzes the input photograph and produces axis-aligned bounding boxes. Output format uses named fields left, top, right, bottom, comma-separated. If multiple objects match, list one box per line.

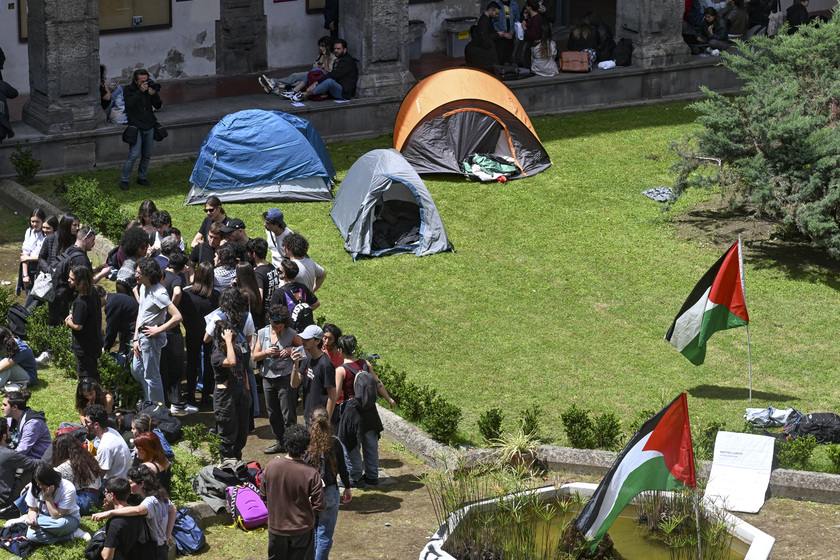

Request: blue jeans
left=76, top=488, right=100, bottom=516
left=247, top=364, right=259, bottom=417
left=25, top=514, right=80, bottom=544
left=132, top=332, right=167, bottom=404
left=314, top=484, right=340, bottom=560
left=120, top=126, right=155, bottom=182
left=312, top=78, right=343, bottom=100
left=345, top=430, right=379, bottom=482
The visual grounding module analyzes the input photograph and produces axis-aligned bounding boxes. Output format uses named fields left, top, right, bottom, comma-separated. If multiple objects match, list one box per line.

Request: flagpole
left=694, top=494, right=703, bottom=560
left=738, top=236, right=752, bottom=402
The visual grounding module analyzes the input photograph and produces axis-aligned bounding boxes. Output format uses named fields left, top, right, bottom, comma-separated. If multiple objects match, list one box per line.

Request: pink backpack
left=225, top=483, right=268, bottom=531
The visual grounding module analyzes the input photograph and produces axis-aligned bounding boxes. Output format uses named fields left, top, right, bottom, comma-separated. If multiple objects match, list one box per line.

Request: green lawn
left=32, top=101, right=840, bottom=449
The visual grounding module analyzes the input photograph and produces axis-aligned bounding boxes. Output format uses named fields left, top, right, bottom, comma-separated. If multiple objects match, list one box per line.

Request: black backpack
left=785, top=412, right=840, bottom=444
left=283, top=289, right=314, bottom=332
left=614, top=38, right=633, bottom=66
left=6, top=304, right=29, bottom=339
left=137, top=401, right=183, bottom=443
left=51, top=251, right=74, bottom=303
left=343, top=362, right=378, bottom=411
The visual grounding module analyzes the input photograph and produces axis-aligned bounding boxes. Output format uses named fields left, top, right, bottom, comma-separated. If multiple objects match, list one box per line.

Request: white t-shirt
left=204, top=309, right=255, bottom=339
left=266, top=227, right=293, bottom=265
left=137, top=283, right=173, bottom=328
left=25, top=478, right=80, bottom=520
left=56, top=460, right=102, bottom=491
left=22, top=228, right=45, bottom=257
left=291, top=257, right=325, bottom=292
left=97, top=427, right=132, bottom=480
left=142, top=495, right=171, bottom=545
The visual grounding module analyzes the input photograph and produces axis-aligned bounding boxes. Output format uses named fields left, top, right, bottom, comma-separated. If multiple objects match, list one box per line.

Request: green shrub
left=98, top=353, right=143, bottom=409
left=561, top=404, right=595, bottom=449
left=421, top=395, right=461, bottom=444
left=478, top=407, right=505, bottom=443
left=25, top=304, right=51, bottom=355
left=627, top=408, right=659, bottom=435
left=0, top=286, right=14, bottom=329
left=519, top=404, right=542, bottom=442
left=9, top=144, right=42, bottom=185
left=170, top=452, right=203, bottom=506
left=593, top=412, right=623, bottom=450
left=26, top=305, right=76, bottom=379
left=777, top=435, right=817, bottom=469
left=61, top=176, right=132, bottom=241
left=694, top=420, right=727, bottom=461
left=827, top=444, right=840, bottom=474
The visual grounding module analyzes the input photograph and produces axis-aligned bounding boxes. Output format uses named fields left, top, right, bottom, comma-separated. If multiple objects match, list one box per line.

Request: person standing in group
left=282, top=233, right=327, bottom=293
left=260, top=424, right=325, bottom=560
left=252, top=304, right=303, bottom=455
left=119, top=69, right=162, bottom=191
left=263, top=209, right=294, bottom=264
left=334, top=335, right=394, bottom=488
left=18, top=209, right=46, bottom=303
left=178, top=261, right=219, bottom=406
left=191, top=196, right=230, bottom=249
left=64, top=265, right=103, bottom=381
left=132, top=258, right=182, bottom=405
left=209, top=320, right=252, bottom=461
left=290, top=325, right=336, bottom=427
left=305, top=406, right=351, bottom=560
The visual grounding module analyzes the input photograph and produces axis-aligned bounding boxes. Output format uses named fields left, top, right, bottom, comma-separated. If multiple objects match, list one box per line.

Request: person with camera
left=119, top=69, right=162, bottom=191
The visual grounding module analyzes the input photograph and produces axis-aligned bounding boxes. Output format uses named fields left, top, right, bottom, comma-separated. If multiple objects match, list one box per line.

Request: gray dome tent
left=330, top=149, right=452, bottom=260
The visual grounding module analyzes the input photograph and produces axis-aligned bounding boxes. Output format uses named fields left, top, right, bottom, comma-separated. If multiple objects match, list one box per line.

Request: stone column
left=216, top=0, right=267, bottom=76
left=342, top=0, right=415, bottom=98
left=615, top=0, right=690, bottom=68
left=22, top=0, right=101, bottom=133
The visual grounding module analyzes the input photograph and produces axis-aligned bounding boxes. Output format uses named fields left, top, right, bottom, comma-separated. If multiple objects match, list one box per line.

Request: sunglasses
left=204, top=207, right=217, bottom=214
left=83, top=228, right=96, bottom=240
left=270, top=316, right=284, bottom=323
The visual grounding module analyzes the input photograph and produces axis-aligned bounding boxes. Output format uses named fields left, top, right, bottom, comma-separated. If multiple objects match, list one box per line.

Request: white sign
left=704, top=431, right=774, bottom=513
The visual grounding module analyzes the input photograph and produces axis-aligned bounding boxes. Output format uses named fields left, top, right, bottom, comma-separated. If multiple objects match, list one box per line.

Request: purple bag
left=226, top=483, right=268, bottom=531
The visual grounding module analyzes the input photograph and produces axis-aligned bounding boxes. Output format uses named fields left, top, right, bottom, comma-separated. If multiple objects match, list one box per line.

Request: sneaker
left=4, top=514, right=27, bottom=528
left=71, top=528, right=91, bottom=541
left=349, top=479, right=367, bottom=489
left=119, top=181, right=129, bottom=191
left=291, top=92, right=304, bottom=102
left=264, top=442, right=286, bottom=454
left=182, top=403, right=199, bottom=414
left=136, top=178, right=151, bottom=187
left=281, top=90, right=297, bottom=99
left=35, top=351, right=50, bottom=365
left=363, top=476, right=379, bottom=486
left=258, top=75, right=273, bottom=94
left=3, top=382, right=25, bottom=394
left=170, top=404, right=188, bottom=416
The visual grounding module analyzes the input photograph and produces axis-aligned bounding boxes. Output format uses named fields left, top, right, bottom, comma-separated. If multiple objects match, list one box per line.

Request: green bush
left=25, top=304, right=51, bottom=355
left=170, top=453, right=203, bottom=506
left=98, top=353, right=143, bottom=410
left=9, top=144, right=42, bottom=185
left=593, top=412, right=623, bottom=450
left=519, top=404, right=542, bottom=442
left=61, top=176, right=132, bottom=242
left=827, top=444, right=840, bottom=474
left=694, top=420, right=727, bottom=461
left=777, top=435, right=817, bottom=469
left=24, top=305, right=76, bottom=379
left=0, top=286, right=14, bottom=329
left=478, top=407, right=505, bottom=443
left=421, top=395, right=461, bottom=444
left=561, top=404, right=595, bottom=449
left=670, top=12, right=840, bottom=258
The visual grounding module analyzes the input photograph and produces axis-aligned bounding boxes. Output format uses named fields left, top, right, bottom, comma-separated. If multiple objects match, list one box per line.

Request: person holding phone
left=290, top=325, right=336, bottom=427
left=24, top=464, right=83, bottom=544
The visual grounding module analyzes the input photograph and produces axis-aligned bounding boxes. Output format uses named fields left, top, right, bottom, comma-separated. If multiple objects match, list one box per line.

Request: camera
left=145, top=80, right=160, bottom=91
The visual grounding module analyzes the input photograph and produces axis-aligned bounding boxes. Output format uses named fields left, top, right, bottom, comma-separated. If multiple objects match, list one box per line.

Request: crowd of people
left=5, top=198, right=395, bottom=559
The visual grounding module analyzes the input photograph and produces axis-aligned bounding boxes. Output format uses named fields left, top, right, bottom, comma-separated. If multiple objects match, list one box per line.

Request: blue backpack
left=171, top=509, right=206, bottom=555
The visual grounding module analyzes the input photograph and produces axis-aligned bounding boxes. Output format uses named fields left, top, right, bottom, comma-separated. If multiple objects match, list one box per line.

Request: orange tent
left=393, top=68, right=551, bottom=179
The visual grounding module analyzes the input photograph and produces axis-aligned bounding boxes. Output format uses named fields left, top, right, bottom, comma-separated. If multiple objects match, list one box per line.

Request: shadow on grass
left=745, top=242, right=840, bottom=292
left=688, top=384, right=799, bottom=402
left=341, top=491, right=403, bottom=514
left=379, top=458, right=404, bottom=470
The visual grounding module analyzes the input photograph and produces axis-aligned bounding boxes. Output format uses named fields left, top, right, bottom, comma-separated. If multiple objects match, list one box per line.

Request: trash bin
left=408, top=20, right=427, bottom=61
left=442, top=17, right=476, bottom=58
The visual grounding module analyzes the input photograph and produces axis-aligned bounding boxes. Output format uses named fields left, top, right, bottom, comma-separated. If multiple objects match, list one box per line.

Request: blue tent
left=186, top=110, right=334, bottom=205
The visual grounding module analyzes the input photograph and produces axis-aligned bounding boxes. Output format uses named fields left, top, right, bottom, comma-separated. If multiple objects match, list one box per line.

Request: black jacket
left=124, top=81, right=162, bottom=130
left=0, top=79, right=17, bottom=143
left=317, top=54, right=358, bottom=99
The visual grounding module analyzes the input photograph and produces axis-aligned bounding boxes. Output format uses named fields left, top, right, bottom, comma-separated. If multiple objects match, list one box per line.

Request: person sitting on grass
left=51, top=433, right=105, bottom=516
left=74, top=378, right=114, bottom=426
left=0, top=326, right=37, bottom=390
left=132, top=431, right=172, bottom=494
left=84, top=404, right=131, bottom=481
left=2, top=390, right=51, bottom=460
left=24, top=463, right=84, bottom=544
left=0, top=419, right=39, bottom=517
left=92, top=465, right=176, bottom=560
left=99, top=477, right=147, bottom=560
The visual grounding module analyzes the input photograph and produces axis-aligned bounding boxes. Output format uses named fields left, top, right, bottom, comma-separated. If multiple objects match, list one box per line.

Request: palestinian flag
left=575, top=393, right=696, bottom=552
left=665, top=240, right=749, bottom=365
